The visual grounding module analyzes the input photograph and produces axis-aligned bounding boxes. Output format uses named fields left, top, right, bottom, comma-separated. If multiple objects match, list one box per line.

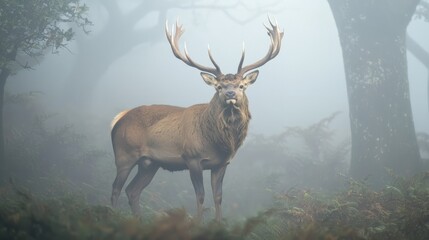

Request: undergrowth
left=250, top=171, right=429, bottom=240
left=1, top=172, right=429, bottom=240
left=0, top=184, right=242, bottom=240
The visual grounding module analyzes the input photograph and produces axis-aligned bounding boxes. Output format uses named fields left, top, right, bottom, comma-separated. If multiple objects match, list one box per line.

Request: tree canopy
left=0, top=0, right=91, bottom=72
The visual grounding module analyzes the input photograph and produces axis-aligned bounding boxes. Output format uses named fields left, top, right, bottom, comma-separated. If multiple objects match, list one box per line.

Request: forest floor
left=1, top=172, right=429, bottom=240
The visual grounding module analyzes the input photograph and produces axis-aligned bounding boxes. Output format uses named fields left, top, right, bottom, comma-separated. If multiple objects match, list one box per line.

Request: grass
left=0, top=184, right=245, bottom=240
left=1, top=172, right=429, bottom=240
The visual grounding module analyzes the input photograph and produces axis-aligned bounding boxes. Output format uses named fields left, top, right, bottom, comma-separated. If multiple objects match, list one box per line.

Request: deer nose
left=225, top=91, right=236, bottom=99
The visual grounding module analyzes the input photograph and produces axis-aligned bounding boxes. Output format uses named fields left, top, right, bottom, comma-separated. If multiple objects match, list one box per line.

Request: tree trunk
left=0, top=68, right=10, bottom=175
left=328, top=0, right=421, bottom=184
left=63, top=5, right=165, bottom=109
left=64, top=27, right=163, bottom=108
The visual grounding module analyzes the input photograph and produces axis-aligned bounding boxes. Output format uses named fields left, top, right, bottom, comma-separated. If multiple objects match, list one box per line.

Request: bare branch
left=221, top=0, right=286, bottom=25
left=99, top=0, right=122, bottom=17
left=171, top=1, right=241, bottom=10
left=126, top=1, right=153, bottom=25
left=407, top=32, right=429, bottom=113
left=407, top=33, right=429, bottom=68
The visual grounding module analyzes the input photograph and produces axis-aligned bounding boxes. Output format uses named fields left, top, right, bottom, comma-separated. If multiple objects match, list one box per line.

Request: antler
left=165, top=20, right=223, bottom=77
left=237, top=17, right=284, bottom=76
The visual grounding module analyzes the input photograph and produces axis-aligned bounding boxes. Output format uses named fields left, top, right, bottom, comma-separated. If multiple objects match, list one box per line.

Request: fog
left=3, top=0, right=429, bottom=220
left=8, top=0, right=429, bottom=133
left=7, top=0, right=347, bottom=131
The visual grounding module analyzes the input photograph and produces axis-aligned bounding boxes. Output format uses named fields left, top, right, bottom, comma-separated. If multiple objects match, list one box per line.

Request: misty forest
left=1, top=0, right=429, bottom=239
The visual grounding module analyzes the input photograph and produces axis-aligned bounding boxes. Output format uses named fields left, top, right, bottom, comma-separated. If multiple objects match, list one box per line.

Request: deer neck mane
left=202, top=93, right=251, bottom=156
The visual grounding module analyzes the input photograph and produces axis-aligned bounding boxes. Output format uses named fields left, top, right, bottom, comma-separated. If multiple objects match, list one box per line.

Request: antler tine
left=165, top=20, right=184, bottom=61
left=237, top=42, right=245, bottom=74
left=264, top=25, right=281, bottom=60
left=207, top=45, right=221, bottom=74
left=268, top=15, right=277, bottom=29
left=267, top=17, right=283, bottom=59
left=237, top=17, right=284, bottom=76
left=165, top=20, right=222, bottom=76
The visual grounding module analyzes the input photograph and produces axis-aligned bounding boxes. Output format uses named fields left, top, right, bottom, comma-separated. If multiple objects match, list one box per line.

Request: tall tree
left=62, top=0, right=282, bottom=107
left=0, top=0, right=90, bottom=171
left=327, top=0, right=422, bottom=184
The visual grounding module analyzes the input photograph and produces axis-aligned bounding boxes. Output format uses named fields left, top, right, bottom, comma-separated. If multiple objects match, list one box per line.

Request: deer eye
left=239, top=85, right=244, bottom=89
left=216, top=85, right=222, bottom=90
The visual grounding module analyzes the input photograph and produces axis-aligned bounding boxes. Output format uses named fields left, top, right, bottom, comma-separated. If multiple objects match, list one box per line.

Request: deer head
left=165, top=17, right=284, bottom=108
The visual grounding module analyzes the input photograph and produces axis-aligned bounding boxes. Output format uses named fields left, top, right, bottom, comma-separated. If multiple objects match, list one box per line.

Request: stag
left=110, top=18, right=283, bottom=221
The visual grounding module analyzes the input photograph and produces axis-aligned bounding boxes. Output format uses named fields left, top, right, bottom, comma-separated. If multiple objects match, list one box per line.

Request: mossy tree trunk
left=0, top=45, right=16, bottom=177
left=0, top=68, right=10, bottom=176
left=328, top=0, right=422, bottom=184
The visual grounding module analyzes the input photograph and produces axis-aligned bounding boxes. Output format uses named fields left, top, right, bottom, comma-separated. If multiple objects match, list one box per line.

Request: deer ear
left=201, top=72, right=218, bottom=86
left=243, top=70, right=259, bottom=85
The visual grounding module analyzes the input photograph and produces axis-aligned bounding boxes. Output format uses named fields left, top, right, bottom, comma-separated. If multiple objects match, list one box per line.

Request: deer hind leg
left=111, top=149, right=142, bottom=208
left=111, top=164, right=133, bottom=208
left=188, top=159, right=205, bottom=221
left=125, top=159, right=159, bottom=216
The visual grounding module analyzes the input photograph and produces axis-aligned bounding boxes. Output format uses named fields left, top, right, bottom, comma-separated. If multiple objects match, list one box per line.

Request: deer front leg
left=188, top=159, right=205, bottom=221
left=211, top=164, right=227, bottom=222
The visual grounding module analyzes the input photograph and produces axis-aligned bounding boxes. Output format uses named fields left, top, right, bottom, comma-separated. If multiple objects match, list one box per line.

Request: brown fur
left=110, top=91, right=251, bottom=221
left=111, top=93, right=250, bottom=171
